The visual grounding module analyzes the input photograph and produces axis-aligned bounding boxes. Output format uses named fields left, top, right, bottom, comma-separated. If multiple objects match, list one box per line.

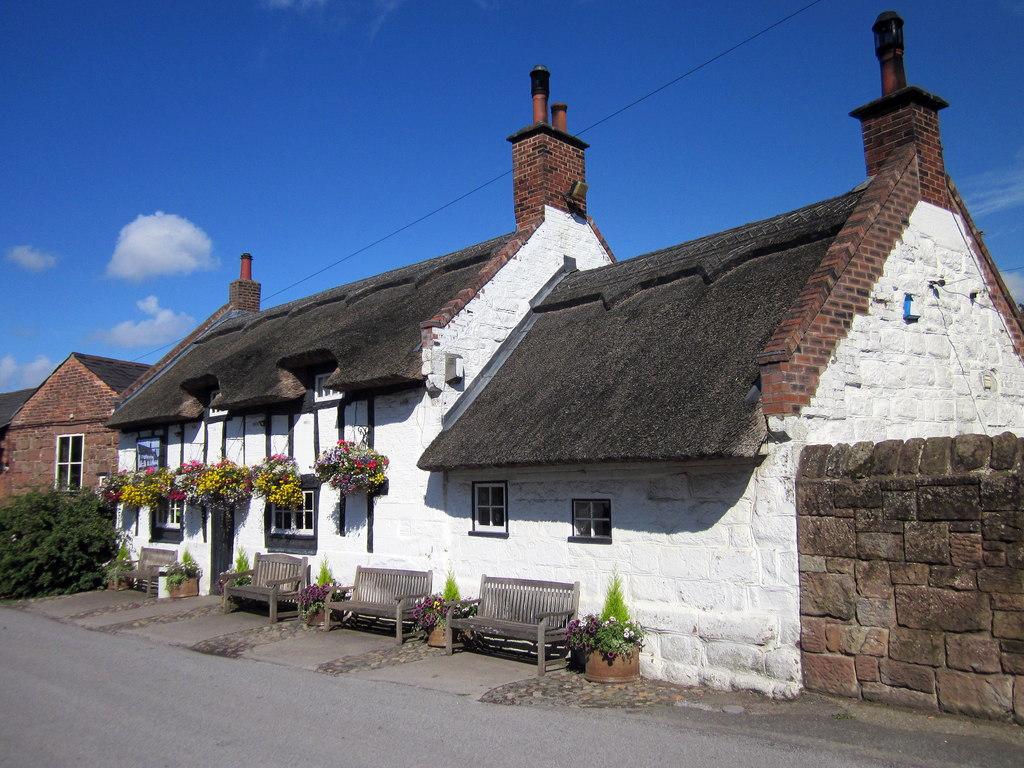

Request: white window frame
left=55, top=434, right=85, bottom=490
left=571, top=499, right=612, bottom=542
left=472, top=481, right=508, bottom=535
left=270, top=489, right=316, bottom=536
left=313, top=373, right=341, bottom=402
left=155, top=498, right=184, bottom=530
left=208, top=390, right=227, bottom=418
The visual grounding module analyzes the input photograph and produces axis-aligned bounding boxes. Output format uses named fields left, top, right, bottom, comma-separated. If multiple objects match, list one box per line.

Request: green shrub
left=232, top=547, right=251, bottom=586
left=316, top=557, right=333, bottom=586
left=441, top=570, right=461, bottom=602
left=599, top=569, right=631, bottom=624
left=0, top=489, right=119, bottom=599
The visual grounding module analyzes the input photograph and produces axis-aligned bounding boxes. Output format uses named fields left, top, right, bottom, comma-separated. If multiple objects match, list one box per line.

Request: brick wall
left=2, top=357, right=122, bottom=496
left=797, top=434, right=1024, bottom=723
left=509, top=123, right=587, bottom=229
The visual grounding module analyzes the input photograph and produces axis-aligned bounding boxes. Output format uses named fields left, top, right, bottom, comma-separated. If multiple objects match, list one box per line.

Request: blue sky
left=3, top=0, right=1023, bottom=390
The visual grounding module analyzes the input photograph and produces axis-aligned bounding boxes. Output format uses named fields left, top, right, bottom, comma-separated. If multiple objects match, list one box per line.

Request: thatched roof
left=419, top=189, right=864, bottom=470
left=110, top=234, right=515, bottom=428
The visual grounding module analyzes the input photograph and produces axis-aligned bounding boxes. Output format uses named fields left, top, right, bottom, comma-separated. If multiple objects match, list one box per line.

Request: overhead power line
left=132, top=0, right=828, bottom=363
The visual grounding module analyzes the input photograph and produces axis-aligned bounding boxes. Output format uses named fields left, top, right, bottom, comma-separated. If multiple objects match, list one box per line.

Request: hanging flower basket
left=171, top=460, right=206, bottom=504
left=251, top=454, right=303, bottom=508
left=194, top=459, right=253, bottom=509
left=97, top=470, right=132, bottom=505
left=120, top=467, right=173, bottom=508
left=314, top=441, right=389, bottom=495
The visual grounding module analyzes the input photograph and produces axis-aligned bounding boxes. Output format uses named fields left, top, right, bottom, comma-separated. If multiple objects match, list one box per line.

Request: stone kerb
left=796, top=433, right=1024, bottom=724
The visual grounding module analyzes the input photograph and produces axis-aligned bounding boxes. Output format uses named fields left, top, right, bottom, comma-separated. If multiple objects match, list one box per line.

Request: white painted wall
left=423, top=205, right=612, bottom=407
left=782, top=202, right=1024, bottom=445
left=434, top=459, right=800, bottom=698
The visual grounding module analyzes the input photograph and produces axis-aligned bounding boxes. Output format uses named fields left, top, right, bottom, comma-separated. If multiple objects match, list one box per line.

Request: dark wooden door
left=209, top=505, right=235, bottom=594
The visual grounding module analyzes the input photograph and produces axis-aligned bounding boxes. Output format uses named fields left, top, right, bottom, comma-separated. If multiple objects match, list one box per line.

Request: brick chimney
left=228, top=253, right=261, bottom=312
left=507, top=65, right=589, bottom=230
left=849, top=11, right=951, bottom=209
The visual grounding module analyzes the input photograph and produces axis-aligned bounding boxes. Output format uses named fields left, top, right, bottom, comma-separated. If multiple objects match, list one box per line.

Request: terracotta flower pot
left=426, top=624, right=446, bottom=647
left=584, top=649, right=641, bottom=683
left=305, top=608, right=325, bottom=627
left=168, top=577, right=199, bottom=599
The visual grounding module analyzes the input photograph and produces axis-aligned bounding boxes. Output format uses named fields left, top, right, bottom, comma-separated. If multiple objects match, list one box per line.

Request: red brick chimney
left=849, top=11, right=951, bottom=209
left=508, top=66, right=589, bottom=230
left=228, top=253, right=261, bottom=312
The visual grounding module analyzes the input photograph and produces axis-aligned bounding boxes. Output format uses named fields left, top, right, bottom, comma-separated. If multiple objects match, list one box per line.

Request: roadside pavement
left=9, top=587, right=1024, bottom=759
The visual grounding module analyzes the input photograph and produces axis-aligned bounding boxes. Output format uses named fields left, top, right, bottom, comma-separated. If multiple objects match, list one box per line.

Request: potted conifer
left=565, top=571, right=645, bottom=683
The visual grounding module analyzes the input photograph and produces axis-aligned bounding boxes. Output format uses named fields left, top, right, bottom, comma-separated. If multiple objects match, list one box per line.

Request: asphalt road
left=1, top=608, right=1021, bottom=768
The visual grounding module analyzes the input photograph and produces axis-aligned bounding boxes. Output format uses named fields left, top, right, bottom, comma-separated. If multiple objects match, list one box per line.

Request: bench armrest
left=219, top=569, right=255, bottom=585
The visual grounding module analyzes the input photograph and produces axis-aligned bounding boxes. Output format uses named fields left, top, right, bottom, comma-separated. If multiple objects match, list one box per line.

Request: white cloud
left=96, top=296, right=196, bottom=349
left=1001, top=272, right=1024, bottom=305
left=6, top=245, right=57, bottom=272
left=962, top=163, right=1024, bottom=217
left=0, top=355, right=55, bottom=390
left=106, top=212, right=216, bottom=282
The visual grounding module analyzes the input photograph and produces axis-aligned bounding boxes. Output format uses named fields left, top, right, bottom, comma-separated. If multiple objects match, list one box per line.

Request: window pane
left=70, top=436, right=83, bottom=463
left=68, top=465, right=82, bottom=489
left=491, top=508, right=504, bottom=527
left=57, top=437, right=70, bottom=463
left=594, top=518, right=612, bottom=537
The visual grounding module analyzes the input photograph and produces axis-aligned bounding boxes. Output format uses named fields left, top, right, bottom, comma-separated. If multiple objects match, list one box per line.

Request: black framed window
left=55, top=434, right=84, bottom=490
left=151, top=498, right=185, bottom=543
left=470, top=481, right=508, bottom=538
left=265, top=478, right=318, bottom=554
left=569, top=499, right=611, bottom=543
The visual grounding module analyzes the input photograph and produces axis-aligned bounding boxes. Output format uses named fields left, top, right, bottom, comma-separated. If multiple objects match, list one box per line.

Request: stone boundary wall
left=796, top=433, right=1024, bottom=723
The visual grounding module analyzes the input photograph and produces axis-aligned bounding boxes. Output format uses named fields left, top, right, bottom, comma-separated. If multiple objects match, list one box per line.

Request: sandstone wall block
left=895, top=586, right=991, bottom=632
left=936, top=669, right=1013, bottom=721
left=946, top=633, right=1001, bottom=674
left=889, top=627, right=944, bottom=666
left=802, top=653, right=859, bottom=697
left=879, top=659, right=936, bottom=693
left=904, top=522, right=950, bottom=564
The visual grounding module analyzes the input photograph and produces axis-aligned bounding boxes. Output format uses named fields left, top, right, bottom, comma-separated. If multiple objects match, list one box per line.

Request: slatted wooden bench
left=322, top=566, right=432, bottom=645
left=123, top=547, right=177, bottom=597
left=219, top=552, right=309, bottom=623
left=444, top=575, right=580, bottom=676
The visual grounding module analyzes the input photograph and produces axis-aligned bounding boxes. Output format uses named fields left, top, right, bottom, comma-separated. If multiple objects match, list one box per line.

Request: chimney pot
left=551, top=103, right=567, bottom=132
left=872, top=11, right=906, bottom=95
left=239, top=252, right=253, bottom=281
left=530, top=64, right=550, bottom=124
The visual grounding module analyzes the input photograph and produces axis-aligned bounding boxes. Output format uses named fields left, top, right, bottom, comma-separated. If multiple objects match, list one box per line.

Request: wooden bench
left=219, top=552, right=309, bottom=623
left=444, top=576, right=579, bottom=676
left=322, top=566, right=432, bottom=645
left=123, top=547, right=177, bottom=597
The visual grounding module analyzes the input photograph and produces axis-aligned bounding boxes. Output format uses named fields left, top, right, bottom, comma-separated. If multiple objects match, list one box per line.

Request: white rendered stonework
left=779, top=201, right=1024, bottom=445
left=439, top=458, right=802, bottom=698
left=423, top=205, right=612, bottom=409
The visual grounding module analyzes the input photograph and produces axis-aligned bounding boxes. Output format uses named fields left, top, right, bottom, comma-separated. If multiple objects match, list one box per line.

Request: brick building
left=1, top=353, right=148, bottom=498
